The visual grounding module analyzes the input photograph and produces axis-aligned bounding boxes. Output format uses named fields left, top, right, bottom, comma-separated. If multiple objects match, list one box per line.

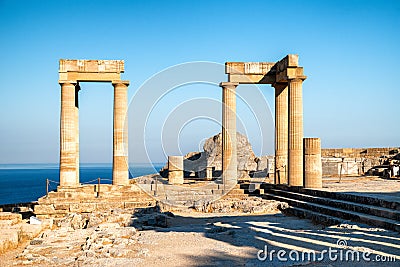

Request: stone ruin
left=160, top=133, right=400, bottom=180
left=321, top=147, right=400, bottom=178
left=160, top=132, right=274, bottom=180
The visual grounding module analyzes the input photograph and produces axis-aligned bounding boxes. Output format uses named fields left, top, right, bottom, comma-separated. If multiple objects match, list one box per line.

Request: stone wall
left=34, top=183, right=156, bottom=219
left=321, top=147, right=399, bottom=177
left=161, top=139, right=399, bottom=179
left=321, top=147, right=399, bottom=158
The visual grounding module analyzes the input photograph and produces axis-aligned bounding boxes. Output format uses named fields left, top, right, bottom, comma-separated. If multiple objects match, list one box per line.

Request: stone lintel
left=274, top=54, right=299, bottom=72
left=225, top=55, right=303, bottom=85
left=228, top=74, right=275, bottom=84
left=225, top=62, right=275, bottom=75
left=59, top=59, right=124, bottom=73
left=59, top=59, right=124, bottom=82
left=276, top=67, right=307, bottom=83
left=59, top=72, right=122, bottom=82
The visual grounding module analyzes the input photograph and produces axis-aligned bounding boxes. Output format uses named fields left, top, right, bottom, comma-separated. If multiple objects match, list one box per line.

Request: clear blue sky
left=0, top=0, right=399, bottom=164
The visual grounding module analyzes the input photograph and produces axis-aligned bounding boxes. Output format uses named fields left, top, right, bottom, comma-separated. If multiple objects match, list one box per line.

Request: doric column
left=288, top=78, right=304, bottom=186
left=274, top=83, right=288, bottom=185
left=59, top=80, right=79, bottom=187
left=304, top=138, right=322, bottom=188
left=75, top=84, right=80, bottom=184
left=112, top=81, right=129, bottom=185
left=220, top=82, right=239, bottom=189
left=168, top=156, right=184, bottom=184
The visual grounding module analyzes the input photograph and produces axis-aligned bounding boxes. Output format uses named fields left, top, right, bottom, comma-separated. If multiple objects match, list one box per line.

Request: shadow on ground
left=133, top=206, right=400, bottom=266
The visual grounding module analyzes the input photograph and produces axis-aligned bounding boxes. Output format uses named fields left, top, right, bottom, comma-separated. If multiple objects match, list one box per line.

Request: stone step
left=162, top=195, right=220, bottom=202
left=267, top=188, right=400, bottom=221
left=212, top=188, right=245, bottom=195
left=261, top=183, right=400, bottom=210
left=239, top=183, right=262, bottom=190
left=35, top=199, right=157, bottom=215
left=222, top=194, right=247, bottom=200
left=153, top=189, right=215, bottom=195
left=38, top=195, right=156, bottom=205
left=281, top=206, right=343, bottom=226
left=262, top=193, right=400, bottom=232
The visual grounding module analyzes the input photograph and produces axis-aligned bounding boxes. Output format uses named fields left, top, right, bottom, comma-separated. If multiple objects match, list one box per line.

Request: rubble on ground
left=193, top=197, right=287, bottom=214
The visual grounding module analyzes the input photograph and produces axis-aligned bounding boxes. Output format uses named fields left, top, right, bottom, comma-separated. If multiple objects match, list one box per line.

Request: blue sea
left=0, top=163, right=164, bottom=205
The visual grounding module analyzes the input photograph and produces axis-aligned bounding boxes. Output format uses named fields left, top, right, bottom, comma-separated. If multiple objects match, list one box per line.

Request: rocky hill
left=160, top=132, right=272, bottom=179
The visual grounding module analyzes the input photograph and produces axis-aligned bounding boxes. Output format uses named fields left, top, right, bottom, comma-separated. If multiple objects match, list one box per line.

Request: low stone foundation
left=34, top=184, right=157, bottom=219
left=34, top=177, right=252, bottom=219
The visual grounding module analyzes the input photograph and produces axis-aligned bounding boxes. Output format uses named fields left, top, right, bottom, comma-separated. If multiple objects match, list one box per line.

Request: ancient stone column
left=59, top=81, right=79, bottom=187
left=168, top=156, right=184, bottom=184
left=288, top=78, right=304, bottom=187
left=220, top=82, right=239, bottom=189
left=274, top=83, right=288, bottom=185
left=112, top=81, right=129, bottom=185
left=304, top=138, right=322, bottom=188
left=75, top=84, right=80, bottom=184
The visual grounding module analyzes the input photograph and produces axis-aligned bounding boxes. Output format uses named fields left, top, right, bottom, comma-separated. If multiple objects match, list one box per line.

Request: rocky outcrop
left=160, top=132, right=272, bottom=179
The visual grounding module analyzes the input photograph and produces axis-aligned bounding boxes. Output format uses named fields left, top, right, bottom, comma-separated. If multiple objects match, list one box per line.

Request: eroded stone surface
left=193, top=197, right=287, bottom=214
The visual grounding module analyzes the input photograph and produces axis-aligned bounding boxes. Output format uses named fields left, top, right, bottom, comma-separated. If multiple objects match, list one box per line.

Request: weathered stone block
left=0, top=212, right=22, bottom=222
left=20, top=224, right=42, bottom=240
left=96, top=202, right=124, bottom=211
left=0, top=229, right=19, bottom=254
left=34, top=204, right=55, bottom=215
left=53, top=203, right=70, bottom=210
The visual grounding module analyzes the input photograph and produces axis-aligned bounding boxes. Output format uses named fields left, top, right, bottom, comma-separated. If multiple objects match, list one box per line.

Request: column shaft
left=75, top=85, right=80, bottom=185
left=288, top=79, right=304, bottom=186
left=220, top=82, right=238, bottom=189
left=168, top=156, right=184, bottom=184
left=304, top=138, right=322, bottom=188
left=274, top=83, right=288, bottom=184
left=112, top=81, right=129, bottom=185
left=59, top=81, right=78, bottom=187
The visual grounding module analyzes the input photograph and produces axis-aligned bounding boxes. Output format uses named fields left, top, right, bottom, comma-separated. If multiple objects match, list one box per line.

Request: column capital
left=287, top=77, right=306, bottom=83
left=59, top=80, right=77, bottom=86
left=272, top=82, right=288, bottom=90
left=112, top=80, right=130, bottom=86
left=219, top=82, right=239, bottom=88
